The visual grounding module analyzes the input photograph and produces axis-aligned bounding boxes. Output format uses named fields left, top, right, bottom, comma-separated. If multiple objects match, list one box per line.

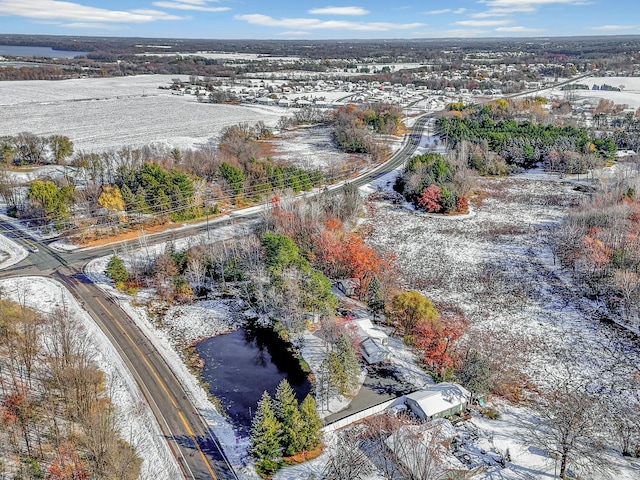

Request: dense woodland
left=435, top=99, right=618, bottom=175
left=0, top=299, right=141, bottom=479
left=0, top=122, right=329, bottom=237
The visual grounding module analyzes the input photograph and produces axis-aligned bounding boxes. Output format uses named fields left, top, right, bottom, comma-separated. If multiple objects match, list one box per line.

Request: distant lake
left=0, top=45, right=87, bottom=58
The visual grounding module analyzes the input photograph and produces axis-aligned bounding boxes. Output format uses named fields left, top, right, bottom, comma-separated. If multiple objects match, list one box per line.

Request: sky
left=0, top=0, right=639, bottom=40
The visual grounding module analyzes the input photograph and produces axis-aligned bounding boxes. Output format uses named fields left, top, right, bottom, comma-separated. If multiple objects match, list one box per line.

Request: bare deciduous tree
left=323, top=429, right=374, bottom=480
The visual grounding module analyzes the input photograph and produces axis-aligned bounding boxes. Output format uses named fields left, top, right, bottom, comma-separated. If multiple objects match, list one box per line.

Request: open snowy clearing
left=0, top=276, right=182, bottom=480
left=0, top=94, right=286, bottom=152
left=270, top=125, right=361, bottom=170
left=531, top=76, right=640, bottom=109
left=363, top=166, right=640, bottom=479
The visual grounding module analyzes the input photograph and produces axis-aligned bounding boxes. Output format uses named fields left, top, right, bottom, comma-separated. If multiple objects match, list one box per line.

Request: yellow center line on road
left=92, top=295, right=219, bottom=480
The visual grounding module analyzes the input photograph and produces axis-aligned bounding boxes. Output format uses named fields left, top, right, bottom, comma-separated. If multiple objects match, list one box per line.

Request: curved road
left=0, top=112, right=431, bottom=479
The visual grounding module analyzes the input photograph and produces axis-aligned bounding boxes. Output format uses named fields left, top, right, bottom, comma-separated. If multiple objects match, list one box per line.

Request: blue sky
left=0, top=0, right=638, bottom=40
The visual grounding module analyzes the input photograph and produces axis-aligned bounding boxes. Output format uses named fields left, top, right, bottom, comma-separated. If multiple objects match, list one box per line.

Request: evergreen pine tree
left=326, top=350, right=347, bottom=396
left=366, top=276, right=385, bottom=320
left=249, top=391, right=283, bottom=469
left=274, top=379, right=303, bottom=456
left=336, top=334, right=360, bottom=395
left=299, top=394, right=322, bottom=451
left=105, top=255, right=129, bottom=283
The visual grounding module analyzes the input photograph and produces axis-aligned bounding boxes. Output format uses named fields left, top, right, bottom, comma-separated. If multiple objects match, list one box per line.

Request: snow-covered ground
left=0, top=75, right=288, bottom=152
left=270, top=125, right=360, bottom=171
left=0, top=230, right=27, bottom=269
left=361, top=165, right=640, bottom=479
left=0, top=276, right=182, bottom=480
left=528, top=76, right=640, bottom=110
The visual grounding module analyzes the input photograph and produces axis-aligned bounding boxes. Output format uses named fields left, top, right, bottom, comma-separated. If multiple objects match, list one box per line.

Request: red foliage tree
left=414, top=314, right=467, bottom=378
left=312, top=218, right=390, bottom=299
left=417, top=185, right=442, bottom=213
left=47, top=443, right=88, bottom=480
left=456, top=195, right=469, bottom=213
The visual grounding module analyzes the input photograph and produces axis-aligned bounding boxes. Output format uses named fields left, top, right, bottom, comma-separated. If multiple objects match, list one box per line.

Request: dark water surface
left=196, top=326, right=311, bottom=432
left=0, top=45, right=88, bottom=58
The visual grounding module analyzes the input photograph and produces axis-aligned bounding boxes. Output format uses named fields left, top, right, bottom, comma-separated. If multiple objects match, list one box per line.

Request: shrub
left=481, top=406, right=500, bottom=419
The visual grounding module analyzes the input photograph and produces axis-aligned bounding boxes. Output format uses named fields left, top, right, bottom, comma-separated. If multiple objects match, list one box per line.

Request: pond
left=0, top=45, right=88, bottom=58
left=196, top=325, right=312, bottom=433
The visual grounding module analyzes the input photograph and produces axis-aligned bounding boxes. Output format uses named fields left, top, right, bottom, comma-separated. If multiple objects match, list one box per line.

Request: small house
left=405, top=383, right=470, bottom=421
left=361, top=337, right=390, bottom=364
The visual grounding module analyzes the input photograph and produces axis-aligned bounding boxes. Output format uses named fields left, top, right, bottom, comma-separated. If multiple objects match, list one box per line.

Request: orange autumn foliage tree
left=313, top=218, right=389, bottom=299
left=414, top=311, right=467, bottom=379
left=46, top=443, right=88, bottom=480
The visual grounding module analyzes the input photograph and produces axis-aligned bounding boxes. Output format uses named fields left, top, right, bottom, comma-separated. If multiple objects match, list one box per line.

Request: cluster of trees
left=394, top=152, right=472, bottom=214
left=249, top=379, right=321, bottom=476
left=1, top=133, right=74, bottom=165
left=389, top=291, right=467, bottom=380
left=0, top=299, right=140, bottom=479
left=317, top=334, right=361, bottom=406
left=331, top=103, right=400, bottom=159
left=257, top=231, right=337, bottom=334
left=435, top=100, right=616, bottom=174
left=555, top=176, right=640, bottom=331
left=215, top=121, right=322, bottom=202
left=115, top=162, right=198, bottom=221
left=0, top=121, right=324, bottom=235
left=22, top=179, right=75, bottom=229
left=267, top=189, right=392, bottom=300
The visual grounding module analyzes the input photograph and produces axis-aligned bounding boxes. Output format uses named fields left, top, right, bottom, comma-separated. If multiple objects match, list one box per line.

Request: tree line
left=0, top=123, right=324, bottom=237
left=435, top=99, right=617, bottom=175
left=0, top=298, right=141, bottom=479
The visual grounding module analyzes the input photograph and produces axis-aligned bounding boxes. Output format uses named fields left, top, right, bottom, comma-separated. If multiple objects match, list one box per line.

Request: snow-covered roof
left=355, top=318, right=388, bottom=343
left=406, top=383, right=470, bottom=418
left=361, top=337, right=389, bottom=364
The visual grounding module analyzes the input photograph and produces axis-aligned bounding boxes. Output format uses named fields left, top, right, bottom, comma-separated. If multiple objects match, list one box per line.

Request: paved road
left=0, top=112, right=431, bottom=477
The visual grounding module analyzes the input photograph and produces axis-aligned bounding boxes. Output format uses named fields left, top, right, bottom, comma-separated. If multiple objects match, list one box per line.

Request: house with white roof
left=405, top=383, right=470, bottom=421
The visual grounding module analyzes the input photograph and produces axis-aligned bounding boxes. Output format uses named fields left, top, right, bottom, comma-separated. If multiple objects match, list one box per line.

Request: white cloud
left=152, top=1, right=230, bottom=12
left=471, top=6, right=536, bottom=17
left=474, top=0, right=586, bottom=18
left=277, top=31, right=309, bottom=36
left=0, top=0, right=185, bottom=23
left=454, top=19, right=513, bottom=26
left=59, top=22, right=126, bottom=30
left=425, top=8, right=467, bottom=15
left=495, top=25, right=544, bottom=32
left=481, top=0, right=587, bottom=5
left=589, top=24, right=640, bottom=31
left=308, top=6, right=369, bottom=16
left=235, top=14, right=423, bottom=31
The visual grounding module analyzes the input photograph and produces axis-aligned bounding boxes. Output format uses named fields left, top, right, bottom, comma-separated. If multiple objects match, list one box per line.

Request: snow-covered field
left=363, top=167, right=640, bottom=479
left=270, top=125, right=358, bottom=170
left=533, top=76, right=640, bottom=110
left=0, top=75, right=287, bottom=151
